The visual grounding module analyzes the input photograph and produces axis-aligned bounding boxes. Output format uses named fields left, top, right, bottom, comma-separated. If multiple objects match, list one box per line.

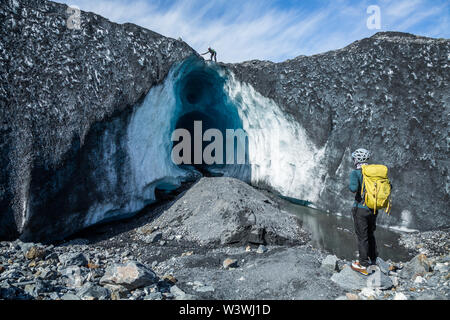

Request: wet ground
left=282, top=202, right=413, bottom=263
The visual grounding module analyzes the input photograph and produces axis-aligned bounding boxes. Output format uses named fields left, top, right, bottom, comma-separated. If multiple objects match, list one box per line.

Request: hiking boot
left=351, top=261, right=369, bottom=276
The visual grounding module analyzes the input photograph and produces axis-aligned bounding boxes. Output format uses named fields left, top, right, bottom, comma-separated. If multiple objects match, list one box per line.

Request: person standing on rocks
left=348, top=148, right=378, bottom=276
left=201, top=47, right=217, bottom=62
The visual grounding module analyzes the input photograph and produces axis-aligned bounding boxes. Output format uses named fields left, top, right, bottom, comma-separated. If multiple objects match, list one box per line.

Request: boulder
left=331, top=265, right=393, bottom=291
left=400, top=254, right=432, bottom=279
left=100, top=261, right=158, bottom=290
left=331, top=265, right=368, bottom=291
left=321, top=255, right=338, bottom=272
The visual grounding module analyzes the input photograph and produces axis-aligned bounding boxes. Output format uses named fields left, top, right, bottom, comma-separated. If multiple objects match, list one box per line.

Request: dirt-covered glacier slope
left=0, top=0, right=196, bottom=240
left=226, top=32, right=450, bottom=231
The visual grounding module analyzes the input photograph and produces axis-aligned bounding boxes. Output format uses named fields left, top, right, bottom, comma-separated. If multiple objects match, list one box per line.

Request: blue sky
left=55, top=0, right=450, bottom=62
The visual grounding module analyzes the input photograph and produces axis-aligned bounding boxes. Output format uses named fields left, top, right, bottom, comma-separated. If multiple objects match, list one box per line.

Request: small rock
left=143, top=232, right=162, bottom=244
left=434, top=263, right=449, bottom=273
left=0, top=265, right=4, bottom=273
left=87, top=261, right=100, bottom=269
left=25, top=246, right=47, bottom=261
left=223, top=258, right=238, bottom=269
left=414, top=275, right=426, bottom=284
left=77, top=283, right=111, bottom=300
left=345, top=293, right=359, bottom=300
left=195, top=285, right=215, bottom=293
left=17, top=241, right=35, bottom=255
left=45, top=252, right=59, bottom=261
left=49, top=292, right=60, bottom=300
left=163, top=292, right=175, bottom=299
left=24, top=281, right=46, bottom=298
left=247, top=226, right=265, bottom=245
left=109, top=288, right=129, bottom=300
left=170, top=285, right=185, bottom=297
left=245, top=245, right=251, bottom=252
left=59, top=252, right=88, bottom=267
left=360, top=287, right=381, bottom=299
left=38, top=268, right=58, bottom=280
left=60, top=293, right=81, bottom=300
left=143, top=292, right=163, bottom=300
left=393, top=292, right=408, bottom=300
left=163, top=275, right=177, bottom=284
left=321, top=255, right=338, bottom=272
left=181, top=251, right=193, bottom=257
left=100, top=261, right=158, bottom=290
left=256, top=245, right=268, bottom=254
left=62, top=266, right=85, bottom=288
left=390, top=276, right=399, bottom=287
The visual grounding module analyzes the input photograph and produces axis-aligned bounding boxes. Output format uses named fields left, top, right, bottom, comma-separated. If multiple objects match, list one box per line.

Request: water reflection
left=283, top=202, right=412, bottom=262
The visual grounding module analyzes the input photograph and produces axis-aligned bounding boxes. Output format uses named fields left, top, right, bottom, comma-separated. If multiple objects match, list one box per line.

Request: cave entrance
left=174, top=110, right=226, bottom=176
left=171, top=59, right=250, bottom=179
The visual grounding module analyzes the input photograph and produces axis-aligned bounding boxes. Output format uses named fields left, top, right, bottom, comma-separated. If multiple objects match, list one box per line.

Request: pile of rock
left=0, top=240, right=190, bottom=300
left=323, top=253, right=449, bottom=300
left=399, top=228, right=449, bottom=258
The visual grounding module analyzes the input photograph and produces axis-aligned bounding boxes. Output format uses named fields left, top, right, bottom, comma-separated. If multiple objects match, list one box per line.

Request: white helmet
left=351, top=148, right=371, bottom=164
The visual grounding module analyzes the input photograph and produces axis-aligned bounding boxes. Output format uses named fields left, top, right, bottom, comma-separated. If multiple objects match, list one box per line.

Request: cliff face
left=227, top=33, right=450, bottom=231
left=1, top=0, right=449, bottom=241
left=0, top=0, right=196, bottom=240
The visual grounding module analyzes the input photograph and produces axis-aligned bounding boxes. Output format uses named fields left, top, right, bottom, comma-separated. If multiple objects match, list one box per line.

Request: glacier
left=96, top=57, right=328, bottom=229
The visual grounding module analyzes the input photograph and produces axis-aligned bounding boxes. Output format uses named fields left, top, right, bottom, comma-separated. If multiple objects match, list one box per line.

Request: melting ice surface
left=124, top=57, right=326, bottom=218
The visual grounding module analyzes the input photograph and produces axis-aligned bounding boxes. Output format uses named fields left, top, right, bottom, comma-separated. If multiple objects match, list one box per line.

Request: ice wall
left=123, top=57, right=326, bottom=217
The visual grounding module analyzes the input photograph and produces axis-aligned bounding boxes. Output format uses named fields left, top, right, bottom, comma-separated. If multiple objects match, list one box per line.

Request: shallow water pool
left=283, top=202, right=413, bottom=262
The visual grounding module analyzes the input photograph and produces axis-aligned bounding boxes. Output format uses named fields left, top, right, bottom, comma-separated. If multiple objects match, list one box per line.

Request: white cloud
left=55, top=0, right=449, bottom=63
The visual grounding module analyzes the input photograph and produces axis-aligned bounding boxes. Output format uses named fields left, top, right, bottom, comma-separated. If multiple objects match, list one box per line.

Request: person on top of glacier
left=348, top=148, right=378, bottom=276
left=201, top=47, right=217, bottom=62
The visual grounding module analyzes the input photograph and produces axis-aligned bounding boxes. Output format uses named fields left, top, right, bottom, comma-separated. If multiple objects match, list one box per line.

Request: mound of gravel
left=145, top=177, right=309, bottom=246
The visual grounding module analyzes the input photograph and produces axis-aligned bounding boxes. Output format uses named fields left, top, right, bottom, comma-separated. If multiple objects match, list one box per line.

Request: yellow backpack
left=361, top=164, right=392, bottom=215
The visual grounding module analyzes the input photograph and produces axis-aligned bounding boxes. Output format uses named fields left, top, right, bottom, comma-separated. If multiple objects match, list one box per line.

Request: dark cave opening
left=171, top=59, right=250, bottom=178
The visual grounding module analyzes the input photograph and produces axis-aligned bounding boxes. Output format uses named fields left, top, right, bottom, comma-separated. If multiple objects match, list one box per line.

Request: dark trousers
left=352, top=207, right=378, bottom=267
